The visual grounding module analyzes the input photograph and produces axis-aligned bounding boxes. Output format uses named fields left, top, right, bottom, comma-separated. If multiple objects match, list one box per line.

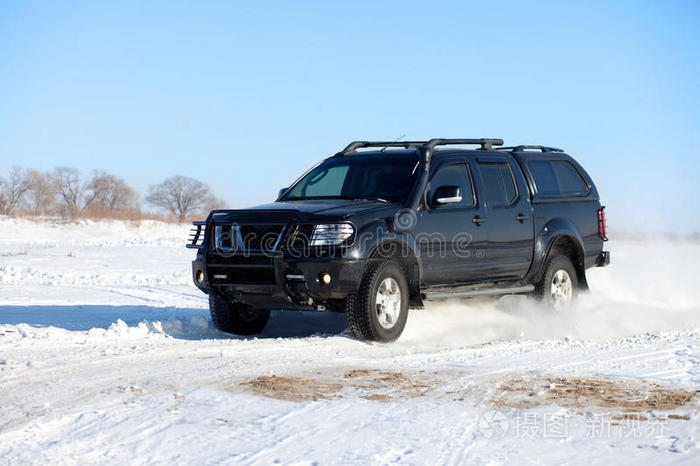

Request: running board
left=423, top=285, right=535, bottom=300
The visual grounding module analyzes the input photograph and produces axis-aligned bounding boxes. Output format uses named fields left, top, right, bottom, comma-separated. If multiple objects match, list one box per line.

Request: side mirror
left=277, top=187, right=289, bottom=200
left=432, top=185, right=462, bottom=206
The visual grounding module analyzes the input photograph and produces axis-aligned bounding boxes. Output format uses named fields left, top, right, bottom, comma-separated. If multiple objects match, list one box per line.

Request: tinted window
left=302, top=165, right=348, bottom=197
left=551, top=161, right=588, bottom=194
left=428, top=163, right=475, bottom=207
left=283, top=155, right=419, bottom=203
left=528, top=160, right=588, bottom=196
left=478, top=162, right=517, bottom=205
left=528, top=161, right=558, bottom=195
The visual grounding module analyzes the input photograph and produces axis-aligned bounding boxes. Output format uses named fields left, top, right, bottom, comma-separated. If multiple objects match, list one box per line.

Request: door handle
left=472, top=215, right=485, bottom=225
left=516, top=213, right=528, bottom=223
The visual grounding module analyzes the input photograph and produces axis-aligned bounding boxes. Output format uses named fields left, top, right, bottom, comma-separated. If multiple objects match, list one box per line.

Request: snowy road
left=0, top=219, right=698, bottom=464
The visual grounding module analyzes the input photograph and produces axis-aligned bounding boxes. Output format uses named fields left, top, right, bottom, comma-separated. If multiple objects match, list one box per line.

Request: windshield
left=281, top=154, right=420, bottom=203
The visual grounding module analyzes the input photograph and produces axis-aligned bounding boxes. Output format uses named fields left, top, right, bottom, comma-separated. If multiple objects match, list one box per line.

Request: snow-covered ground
left=0, top=218, right=698, bottom=465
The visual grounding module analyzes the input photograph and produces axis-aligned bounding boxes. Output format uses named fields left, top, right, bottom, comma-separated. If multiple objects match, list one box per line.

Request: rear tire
left=534, top=255, right=578, bottom=310
left=345, top=260, right=409, bottom=342
left=209, top=294, right=270, bottom=335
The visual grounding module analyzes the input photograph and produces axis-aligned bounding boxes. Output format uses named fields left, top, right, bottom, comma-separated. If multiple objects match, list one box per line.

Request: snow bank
left=0, top=218, right=190, bottom=248
left=0, top=315, right=218, bottom=343
left=0, top=218, right=192, bottom=287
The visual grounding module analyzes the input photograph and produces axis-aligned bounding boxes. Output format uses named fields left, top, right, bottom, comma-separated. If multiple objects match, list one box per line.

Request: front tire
left=345, top=260, right=409, bottom=342
left=534, top=255, right=578, bottom=310
left=209, top=294, right=270, bottom=335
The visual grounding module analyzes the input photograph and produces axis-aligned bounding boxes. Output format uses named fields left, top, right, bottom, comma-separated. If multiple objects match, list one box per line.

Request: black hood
left=210, top=199, right=399, bottom=224
left=253, top=200, right=396, bottom=215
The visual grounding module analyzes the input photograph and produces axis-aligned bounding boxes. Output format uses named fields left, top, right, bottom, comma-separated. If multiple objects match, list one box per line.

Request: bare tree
left=53, top=167, right=104, bottom=218
left=0, top=166, right=32, bottom=215
left=24, top=170, right=56, bottom=216
left=52, top=167, right=82, bottom=218
left=88, top=172, right=139, bottom=217
left=146, top=175, right=219, bottom=221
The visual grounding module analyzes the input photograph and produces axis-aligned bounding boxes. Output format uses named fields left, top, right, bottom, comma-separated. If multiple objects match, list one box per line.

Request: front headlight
left=310, top=223, right=355, bottom=246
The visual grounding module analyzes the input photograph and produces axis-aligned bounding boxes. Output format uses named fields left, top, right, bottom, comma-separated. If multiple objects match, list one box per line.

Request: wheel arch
left=530, top=218, right=589, bottom=291
left=368, top=238, right=423, bottom=307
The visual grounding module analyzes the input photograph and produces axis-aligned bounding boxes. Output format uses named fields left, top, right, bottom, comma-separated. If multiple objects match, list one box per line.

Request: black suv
left=188, top=138, right=609, bottom=342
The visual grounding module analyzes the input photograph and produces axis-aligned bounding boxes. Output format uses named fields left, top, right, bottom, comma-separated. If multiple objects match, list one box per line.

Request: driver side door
left=413, top=160, right=489, bottom=286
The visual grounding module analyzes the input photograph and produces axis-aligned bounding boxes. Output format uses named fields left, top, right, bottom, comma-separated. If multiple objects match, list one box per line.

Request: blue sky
left=1, top=1, right=698, bottom=231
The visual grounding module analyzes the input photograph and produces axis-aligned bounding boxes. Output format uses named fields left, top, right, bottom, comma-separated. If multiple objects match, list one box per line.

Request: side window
left=477, top=162, right=517, bottom=206
left=551, top=161, right=589, bottom=195
left=427, top=163, right=475, bottom=207
left=527, top=160, right=558, bottom=195
left=528, top=160, right=588, bottom=196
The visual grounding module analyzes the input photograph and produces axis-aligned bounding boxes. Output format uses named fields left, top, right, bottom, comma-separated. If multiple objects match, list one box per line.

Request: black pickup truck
left=188, top=138, right=609, bottom=342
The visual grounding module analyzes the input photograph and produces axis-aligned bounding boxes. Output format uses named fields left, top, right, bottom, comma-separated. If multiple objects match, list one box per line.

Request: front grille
left=207, top=223, right=282, bottom=285
left=213, top=223, right=285, bottom=252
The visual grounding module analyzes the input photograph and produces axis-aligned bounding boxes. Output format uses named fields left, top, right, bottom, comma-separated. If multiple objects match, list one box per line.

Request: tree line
left=0, top=166, right=224, bottom=221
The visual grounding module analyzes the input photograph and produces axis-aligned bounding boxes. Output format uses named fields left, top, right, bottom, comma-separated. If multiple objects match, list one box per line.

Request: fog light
left=196, top=270, right=204, bottom=283
left=320, top=272, right=332, bottom=285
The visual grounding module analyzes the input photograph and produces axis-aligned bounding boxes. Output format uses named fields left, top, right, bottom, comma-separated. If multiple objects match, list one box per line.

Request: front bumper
left=192, top=252, right=365, bottom=310
left=596, top=250, right=610, bottom=267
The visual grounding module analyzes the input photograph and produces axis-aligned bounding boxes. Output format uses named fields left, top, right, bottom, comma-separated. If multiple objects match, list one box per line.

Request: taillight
left=598, top=206, right=608, bottom=241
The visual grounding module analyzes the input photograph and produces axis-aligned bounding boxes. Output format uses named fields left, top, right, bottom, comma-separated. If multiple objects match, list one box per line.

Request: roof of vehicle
left=335, top=138, right=505, bottom=156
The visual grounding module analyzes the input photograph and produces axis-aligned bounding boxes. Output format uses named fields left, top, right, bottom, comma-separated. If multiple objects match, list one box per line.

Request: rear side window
left=477, top=162, right=517, bottom=206
left=528, top=160, right=588, bottom=196
left=428, top=163, right=475, bottom=207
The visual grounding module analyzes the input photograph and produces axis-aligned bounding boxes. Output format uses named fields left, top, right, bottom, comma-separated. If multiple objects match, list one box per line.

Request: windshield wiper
left=280, top=196, right=390, bottom=203
left=339, top=196, right=389, bottom=203
left=279, top=196, right=333, bottom=201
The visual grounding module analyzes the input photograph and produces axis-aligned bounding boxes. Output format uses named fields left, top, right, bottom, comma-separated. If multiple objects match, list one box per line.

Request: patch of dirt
left=344, top=369, right=373, bottom=379
left=240, top=375, right=342, bottom=402
left=240, top=369, right=438, bottom=402
left=488, top=375, right=695, bottom=414
left=240, top=370, right=696, bottom=415
left=363, top=394, right=393, bottom=401
left=348, top=370, right=435, bottom=401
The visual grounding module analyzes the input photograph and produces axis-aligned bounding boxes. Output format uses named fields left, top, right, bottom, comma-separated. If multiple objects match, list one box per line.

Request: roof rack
left=336, top=141, right=426, bottom=156
left=335, top=138, right=504, bottom=156
left=498, top=145, right=563, bottom=153
left=425, top=138, right=504, bottom=151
